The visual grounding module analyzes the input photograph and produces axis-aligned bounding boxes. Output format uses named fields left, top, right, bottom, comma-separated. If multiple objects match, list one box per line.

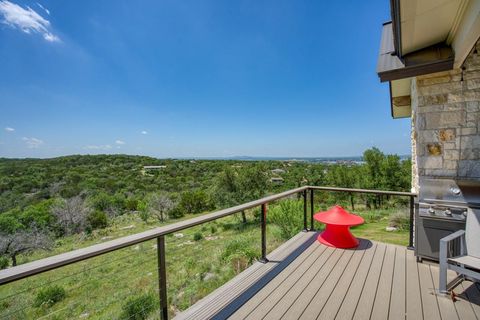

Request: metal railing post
left=260, top=203, right=268, bottom=263
left=310, top=189, right=315, bottom=231
left=157, top=236, right=168, bottom=320
left=303, top=190, right=308, bottom=231
left=408, top=196, right=415, bottom=250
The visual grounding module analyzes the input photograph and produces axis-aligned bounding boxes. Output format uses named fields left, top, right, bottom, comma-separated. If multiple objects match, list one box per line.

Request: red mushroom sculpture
left=314, top=205, right=364, bottom=248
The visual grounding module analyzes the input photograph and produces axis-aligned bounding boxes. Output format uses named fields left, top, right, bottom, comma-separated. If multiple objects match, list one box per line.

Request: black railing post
left=303, top=190, right=308, bottom=231
left=157, top=236, right=168, bottom=320
left=260, top=203, right=268, bottom=263
left=310, top=189, right=315, bottom=231
left=408, top=196, right=415, bottom=250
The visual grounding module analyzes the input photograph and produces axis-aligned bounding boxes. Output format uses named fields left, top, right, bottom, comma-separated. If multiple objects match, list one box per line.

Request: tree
left=51, top=196, right=90, bottom=235
left=326, top=165, right=358, bottom=210
left=145, top=193, right=175, bottom=222
left=177, top=190, right=213, bottom=215
left=0, top=227, right=51, bottom=266
left=212, top=165, right=268, bottom=223
left=363, top=147, right=386, bottom=208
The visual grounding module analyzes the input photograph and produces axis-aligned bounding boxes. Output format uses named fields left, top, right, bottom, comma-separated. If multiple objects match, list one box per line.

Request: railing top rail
left=0, top=185, right=416, bottom=285
left=0, top=186, right=308, bottom=285
left=309, top=186, right=417, bottom=197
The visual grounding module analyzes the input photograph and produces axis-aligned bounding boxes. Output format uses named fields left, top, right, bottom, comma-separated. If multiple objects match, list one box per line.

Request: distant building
left=271, top=168, right=286, bottom=174
left=143, top=165, right=167, bottom=170
left=270, top=177, right=284, bottom=184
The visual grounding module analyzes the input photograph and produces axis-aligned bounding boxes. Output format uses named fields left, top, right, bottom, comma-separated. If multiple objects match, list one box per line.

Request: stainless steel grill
left=415, top=178, right=480, bottom=262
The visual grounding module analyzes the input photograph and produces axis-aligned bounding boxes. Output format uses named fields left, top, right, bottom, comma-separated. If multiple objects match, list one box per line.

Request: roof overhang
left=377, top=22, right=454, bottom=82
left=377, top=0, right=480, bottom=119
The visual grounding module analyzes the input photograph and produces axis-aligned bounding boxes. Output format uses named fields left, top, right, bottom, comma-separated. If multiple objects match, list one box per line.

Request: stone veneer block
left=418, top=156, right=443, bottom=169
left=425, top=111, right=465, bottom=129
left=443, top=160, right=458, bottom=170
left=444, top=150, right=460, bottom=160
left=438, top=129, right=455, bottom=141
left=461, top=148, right=480, bottom=160
left=467, top=101, right=480, bottom=112
left=459, top=160, right=480, bottom=178
left=426, top=143, right=442, bottom=156
left=461, top=135, right=480, bottom=148
left=461, top=127, right=477, bottom=135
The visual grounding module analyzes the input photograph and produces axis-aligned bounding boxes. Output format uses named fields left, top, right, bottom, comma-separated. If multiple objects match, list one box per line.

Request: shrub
left=193, top=232, right=203, bottom=241
left=90, top=192, right=113, bottom=211
left=120, top=292, right=156, bottom=320
left=221, top=238, right=258, bottom=264
left=34, top=285, right=66, bottom=308
left=268, top=200, right=304, bottom=240
left=0, top=256, right=8, bottom=269
left=137, top=201, right=150, bottom=222
left=210, top=226, right=217, bottom=234
left=177, top=190, right=214, bottom=215
left=388, top=210, right=410, bottom=230
left=169, top=206, right=184, bottom=219
left=125, top=198, right=139, bottom=211
left=87, top=210, right=108, bottom=230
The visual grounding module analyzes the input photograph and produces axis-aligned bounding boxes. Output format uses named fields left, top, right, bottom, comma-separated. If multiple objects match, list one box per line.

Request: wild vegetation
left=0, top=147, right=412, bottom=319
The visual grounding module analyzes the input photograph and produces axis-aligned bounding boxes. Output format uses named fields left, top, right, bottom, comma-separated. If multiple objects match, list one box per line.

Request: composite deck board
left=454, top=281, right=478, bottom=320
left=334, top=242, right=378, bottom=320
left=315, top=240, right=370, bottom=319
left=228, top=242, right=327, bottom=319
left=418, top=262, right=442, bottom=320
left=405, top=249, right=423, bottom=320
left=461, top=281, right=480, bottom=319
left=371, top=244, right=396, bottom=320
left=278, top=248, right=344, bottom=320
left=295, top=245, right=358, bottom=320
left=260, top=246, right=338, bottom=320
left=389, top=245, right=406, bottom=320
left=174, top=231, right=480, bottom=320
left=430, top=264, right=460, bottom=320
left=352, top=243, right=387, bottom=320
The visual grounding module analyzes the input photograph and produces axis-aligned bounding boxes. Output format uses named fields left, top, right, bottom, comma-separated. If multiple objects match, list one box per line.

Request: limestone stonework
left=411, top=39, right=480, bottom=191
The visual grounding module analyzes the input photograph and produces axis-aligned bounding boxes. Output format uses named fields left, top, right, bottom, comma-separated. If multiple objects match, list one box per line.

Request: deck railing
left=0, top=186, right=417, bottom=319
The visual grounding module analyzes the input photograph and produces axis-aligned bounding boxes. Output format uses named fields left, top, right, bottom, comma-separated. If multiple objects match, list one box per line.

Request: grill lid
left=419, top=178, right=480, bottom=208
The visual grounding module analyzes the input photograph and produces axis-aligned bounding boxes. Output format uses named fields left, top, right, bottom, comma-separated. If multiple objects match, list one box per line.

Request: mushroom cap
left=314, top=205, right=364, bottom=226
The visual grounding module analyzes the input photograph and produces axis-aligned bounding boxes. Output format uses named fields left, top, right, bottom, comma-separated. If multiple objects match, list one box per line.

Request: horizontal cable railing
left=0, top=186, right=417, bottom=319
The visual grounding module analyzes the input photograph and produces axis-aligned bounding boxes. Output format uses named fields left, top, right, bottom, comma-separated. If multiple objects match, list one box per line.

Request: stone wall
left=411, top=39, right=480, bottom=189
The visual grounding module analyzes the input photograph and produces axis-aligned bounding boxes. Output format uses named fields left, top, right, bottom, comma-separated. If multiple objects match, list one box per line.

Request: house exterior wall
left=411, top=39, right=480, bottom=191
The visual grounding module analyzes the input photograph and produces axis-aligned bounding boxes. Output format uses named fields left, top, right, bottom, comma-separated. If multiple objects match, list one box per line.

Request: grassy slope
left=0, top=206, right=407, bottom=319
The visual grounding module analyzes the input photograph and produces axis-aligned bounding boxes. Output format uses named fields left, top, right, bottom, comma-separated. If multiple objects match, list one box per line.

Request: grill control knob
left=444, top=208, right=452, bottom=216
left=428, top=207, right=435, bottom=214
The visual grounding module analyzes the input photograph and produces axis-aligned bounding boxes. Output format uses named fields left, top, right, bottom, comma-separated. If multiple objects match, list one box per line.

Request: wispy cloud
left=4, top=127, right=15, bottom=132
left=22, top=137, right=44, bottom=148
left=36, top=2, right=49, bottom=15
left=141, top=130, right=148, bottom=135
left=0, top=1, right=60, bottom=42
left=84, top=144, right=112, bottom=150
left=115, top=140, right=125, bottom=145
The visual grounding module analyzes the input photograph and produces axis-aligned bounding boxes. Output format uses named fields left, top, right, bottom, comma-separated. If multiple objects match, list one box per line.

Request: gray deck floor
left=175, top=231, right=480, bottom=320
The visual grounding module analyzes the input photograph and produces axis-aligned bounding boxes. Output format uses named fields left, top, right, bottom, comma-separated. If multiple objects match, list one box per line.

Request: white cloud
left=4, top=127, right=15, bottom=132
left=0, top=1, right=60, bottom=42
left=84, top=144, right=112, bottom=150
left=141, top=130, right=148, bottom=135
left=115, top=140, right=125, bottom=145
left=36, top=2, right=49, bottom=15
left=22, top=137, right=44, bottom=148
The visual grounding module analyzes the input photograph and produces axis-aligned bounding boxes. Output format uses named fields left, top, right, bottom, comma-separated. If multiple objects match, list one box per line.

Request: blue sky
left=0, top=0, right=410, bottom=158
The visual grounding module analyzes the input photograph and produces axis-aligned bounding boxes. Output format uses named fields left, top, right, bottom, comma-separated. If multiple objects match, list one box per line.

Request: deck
left=175, top=231, right=480, bottom=320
